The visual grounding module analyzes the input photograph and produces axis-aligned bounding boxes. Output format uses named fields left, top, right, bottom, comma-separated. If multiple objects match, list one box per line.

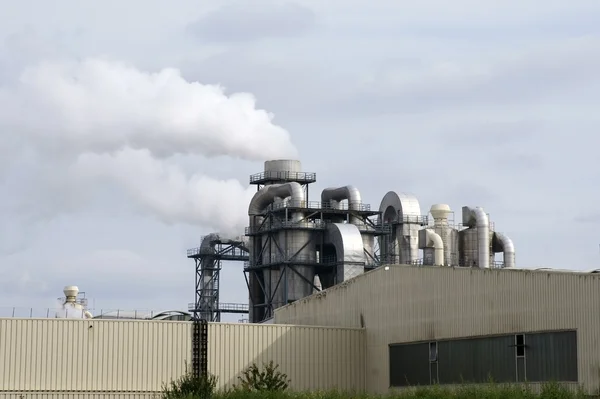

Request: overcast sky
left=1, top=0, right=600, bottom=321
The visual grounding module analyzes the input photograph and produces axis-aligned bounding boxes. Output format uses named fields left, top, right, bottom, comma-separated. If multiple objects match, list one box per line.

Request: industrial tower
left=187, top=234, right=250, bottom=322
left=245, top=160, right=389, bottom=323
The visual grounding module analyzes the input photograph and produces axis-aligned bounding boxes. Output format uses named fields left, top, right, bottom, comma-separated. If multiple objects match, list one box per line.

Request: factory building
left=274, top=265, right=600, bottom=395
left=3, top=158, right=598, bottom=397
left=189, top=159, right=516, bottom=324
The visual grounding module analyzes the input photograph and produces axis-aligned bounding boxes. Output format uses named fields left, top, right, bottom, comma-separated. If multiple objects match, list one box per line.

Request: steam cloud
left=0, top=58, right=298, bottom=234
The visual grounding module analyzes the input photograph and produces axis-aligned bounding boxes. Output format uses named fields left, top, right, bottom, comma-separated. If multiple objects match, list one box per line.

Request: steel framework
left=245, top=170, right=390, bottom=323
left=187, top=235, right=249, bottom=322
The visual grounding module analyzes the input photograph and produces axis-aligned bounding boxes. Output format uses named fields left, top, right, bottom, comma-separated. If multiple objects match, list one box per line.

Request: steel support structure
left=191, top=318, right=208, bottom=378
left=187, top=236, right=249, bottom=322
left=244, top=198, right=389, bottom=323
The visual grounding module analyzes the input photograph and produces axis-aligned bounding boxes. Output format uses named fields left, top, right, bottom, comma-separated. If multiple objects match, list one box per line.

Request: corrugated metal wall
left=0, top=318, right=365, bottom=397
left=274, top=265, right=600, bottom=394
left=209, top=323, right=365, bottom=391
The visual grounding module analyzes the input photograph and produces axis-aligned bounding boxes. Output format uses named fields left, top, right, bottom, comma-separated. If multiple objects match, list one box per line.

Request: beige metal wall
left=209, top=323, right=365, bottom=391
left=274, top=265, right=600, bottom=395
left=0, top=318, right=365, bottom=397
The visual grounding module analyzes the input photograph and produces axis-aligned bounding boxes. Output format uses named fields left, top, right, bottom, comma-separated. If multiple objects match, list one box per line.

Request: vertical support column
left=192, top=319, right=208, bottom=378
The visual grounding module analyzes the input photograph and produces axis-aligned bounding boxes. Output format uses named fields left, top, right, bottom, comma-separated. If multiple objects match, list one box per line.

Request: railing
left=398, top=214, right=429, bottom=225
left=0, top=307, right=168, bottom=319
left=187, top=246, right=249, bottom=258
left=244, top=254, right=344, bottom=269
left=245, top=220, right=391, bottom=235
left=267, top=200, right=371, bottom=212
left=187, top=303, right=249, bottom=313
left=246, top=220, right=327, bottom=234
left=249, top=171, right=317, bottom=184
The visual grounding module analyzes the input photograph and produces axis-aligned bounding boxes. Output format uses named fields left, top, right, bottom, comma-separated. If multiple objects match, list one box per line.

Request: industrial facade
left=4, top=158, right=596, bottom=397
left=274, top=265, right=600, bottom=395
left=189, top=159, right=516, bottom=324
left=0, top=318, right=365, bottom=397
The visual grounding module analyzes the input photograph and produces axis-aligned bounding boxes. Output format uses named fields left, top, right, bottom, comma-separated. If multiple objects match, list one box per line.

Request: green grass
left=168, top=381, right=590, bottom=399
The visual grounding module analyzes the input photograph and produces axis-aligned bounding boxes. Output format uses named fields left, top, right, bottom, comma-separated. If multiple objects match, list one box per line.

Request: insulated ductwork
left=494, top=232, right=515, bottom=268
left=325, top=223, right=366, bottom=282
left=461, top=206, right=490, bottom=269
left=321, top=186, right=362, bottom=223
left=378, top=191, right=422, bottom=265
left=419, top=229, right=444, bottom=266
left=249, top=182, right=305, bottom=220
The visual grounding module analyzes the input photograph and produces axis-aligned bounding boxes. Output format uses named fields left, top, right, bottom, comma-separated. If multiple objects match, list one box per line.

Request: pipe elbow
left=321, top=185, right=362, bottom=209
left=495, top=232, right=515, bottom=268
left=248, top=182, right=305, bottom=215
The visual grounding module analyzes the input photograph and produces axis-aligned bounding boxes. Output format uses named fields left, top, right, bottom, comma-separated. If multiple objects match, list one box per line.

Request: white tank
left=264, top=159, right=302, bottom=173
left=429, top=204, right=459, bottom=266
left=56, top=285, right=93, bottom=319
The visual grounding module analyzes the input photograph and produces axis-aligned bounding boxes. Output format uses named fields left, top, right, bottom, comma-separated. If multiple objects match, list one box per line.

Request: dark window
left=437, top=335, right=516, bottom=384
left=429, top=342, right=438, bottom=362
left=516, top=334, right=525, bottom=357
left=524, top=331, right=578, bottom=382
left=390, top=330, right=578, bottom=387
left=389, top=343, right=431, bottom=387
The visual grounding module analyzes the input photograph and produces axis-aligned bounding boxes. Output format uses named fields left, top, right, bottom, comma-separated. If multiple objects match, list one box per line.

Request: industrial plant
left=4, top=158, right=600, bottom=398
left=187, top=159, right=515, bottom=323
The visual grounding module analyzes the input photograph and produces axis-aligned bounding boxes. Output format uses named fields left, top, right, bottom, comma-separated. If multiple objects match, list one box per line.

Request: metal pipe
left=249, top=182, right=305, bottom=221
left=321, top=186, right=362, bottom=223
left=462, top=206, right=490, bottom=269
left=419, top=229, right=445, bottom=266
left=495, top=232, right=515, bottom=268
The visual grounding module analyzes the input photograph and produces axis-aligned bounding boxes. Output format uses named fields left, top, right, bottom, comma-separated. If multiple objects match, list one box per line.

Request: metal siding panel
left=206, top=323, right=364, bottom=392
left=0, top=319, right=365, bottom=395
left=0, top=319, right=192, bottom=393
left=274, top=265, right=600, bottom=394
left=525, top=330, right=578, bottom=382
left=389, top=343, right=430, bottom=386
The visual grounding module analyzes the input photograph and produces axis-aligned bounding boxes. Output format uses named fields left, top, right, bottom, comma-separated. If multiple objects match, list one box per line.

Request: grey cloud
left=186, top=1, right=316, bottom=43
left=333, top=36, right=600, bottom=116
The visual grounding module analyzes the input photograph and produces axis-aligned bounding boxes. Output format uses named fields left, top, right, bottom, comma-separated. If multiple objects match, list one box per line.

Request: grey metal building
left=274, top=265, right=600, bottom=395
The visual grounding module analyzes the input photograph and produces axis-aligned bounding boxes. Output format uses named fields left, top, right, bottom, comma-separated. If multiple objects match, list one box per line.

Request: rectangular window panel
left=437, top=335, right=516, bottom=384
left=389, top=343, right=431, bottom=387
left=524, top=331, right=578, bottom=382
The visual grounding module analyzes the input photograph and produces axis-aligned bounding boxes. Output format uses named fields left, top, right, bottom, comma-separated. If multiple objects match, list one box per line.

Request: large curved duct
left=321, top=185, right=362, bottom=224
left=249, top=182, right=305, bottom=220
left=495, top=232, right=515, bottom=268
left=462, top=206, right=490, bottom=269
left=321, top=186, right=362, bottom=210
left=325, top=223, right=366, bottom=282
left=378, top=191, right=422, bottom=265
left=419, top=229, right=444, bottom=266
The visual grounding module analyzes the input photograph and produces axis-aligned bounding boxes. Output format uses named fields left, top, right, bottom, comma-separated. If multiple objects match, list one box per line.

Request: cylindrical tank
left=430, top=204, right=459, bottom=266
left=280, top=229, right=316, bottom=304
left=264, top=160, right=302, bottom=182
left=459, top=228, right=479, bottom=267
left=361, top=234, right=375, bottom=267
left=396, top=224, right=420, bottom=264
left=57, top=285, right=93, bottom=319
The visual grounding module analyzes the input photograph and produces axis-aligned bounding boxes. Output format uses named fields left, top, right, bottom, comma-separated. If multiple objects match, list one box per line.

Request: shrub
left=233, top=360, right=290, bottom=392
left=160, top=363, right=217, bottom=399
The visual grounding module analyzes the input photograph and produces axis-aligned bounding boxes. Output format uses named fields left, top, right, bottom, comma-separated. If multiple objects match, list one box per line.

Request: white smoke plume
left=1, top=58, right=297, bottom=160
left=73, top=148, right=255, bottom=235
left=0, top=58, right=298, bottom=234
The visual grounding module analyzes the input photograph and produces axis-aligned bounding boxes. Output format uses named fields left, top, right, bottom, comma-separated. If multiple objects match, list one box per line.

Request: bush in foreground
left=160, top=364, right=217, bottom=399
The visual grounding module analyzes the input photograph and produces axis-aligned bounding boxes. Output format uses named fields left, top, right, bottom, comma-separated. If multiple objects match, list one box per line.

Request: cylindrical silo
left=459, top=228, right=479, bottom=267
left=430, top=204, right=459, bottom=266
left=361, top=234, right=375, bottom=267
left=283, top=229, right=316, bottom=303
